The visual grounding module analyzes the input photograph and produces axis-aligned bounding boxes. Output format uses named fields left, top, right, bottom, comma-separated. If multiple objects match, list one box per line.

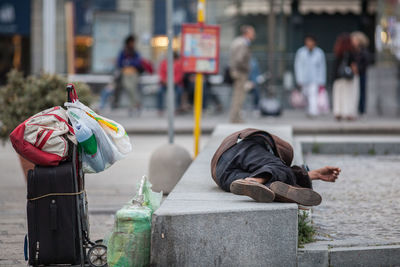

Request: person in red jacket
left=157, top=52, right=183, bottom=115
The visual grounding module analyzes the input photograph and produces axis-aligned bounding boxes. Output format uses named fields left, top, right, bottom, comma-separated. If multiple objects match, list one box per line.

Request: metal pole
left=268, top=0, right=276, bottom=89
left=65, top=1, right=75, bottom=75
left=167, top=0, right=175, bottom=144
left=193, top=0, right=206, bottom=157
left=43, top=0, right=56, bottom=73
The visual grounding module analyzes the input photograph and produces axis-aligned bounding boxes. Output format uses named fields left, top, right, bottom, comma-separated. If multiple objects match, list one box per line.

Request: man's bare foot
left=308, top=166, right=341, bottom=182
left=244, top=177, right=269, bottom=184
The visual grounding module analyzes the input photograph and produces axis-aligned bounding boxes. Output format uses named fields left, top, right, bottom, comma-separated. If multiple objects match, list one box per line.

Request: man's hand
left=308, top=166, right=341, bottom=182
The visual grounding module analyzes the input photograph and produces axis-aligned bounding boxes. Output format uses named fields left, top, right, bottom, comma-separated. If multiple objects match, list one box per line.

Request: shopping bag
left=66, top=100, right=130, bottom=173
left=317, top=86, right=330, bottom=114
left=290, top=89, right=307, bottom=109
left=64, top=84, right=131, bottom=173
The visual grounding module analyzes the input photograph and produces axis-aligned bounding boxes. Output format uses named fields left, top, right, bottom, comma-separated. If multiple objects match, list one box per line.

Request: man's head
left=241, top=25, right=256, bottom=42
left=304, top=35, right=316, bottom=50
left=125, top=35, right=136, bottom=50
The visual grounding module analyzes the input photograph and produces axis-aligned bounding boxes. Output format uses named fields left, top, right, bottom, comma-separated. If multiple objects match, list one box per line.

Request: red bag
left=9, top=106, right=76, bottom=166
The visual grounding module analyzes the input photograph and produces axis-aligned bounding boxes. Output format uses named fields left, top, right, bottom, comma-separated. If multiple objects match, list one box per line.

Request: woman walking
left=351, top=31, right=370, bottom=115
left=332, top=33, right=359, bottom=121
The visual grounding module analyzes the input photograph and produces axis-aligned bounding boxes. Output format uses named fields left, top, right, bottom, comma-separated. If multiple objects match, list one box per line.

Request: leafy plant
left=298, top=210, right=315, bottom=247
left=311, top=143, right=320, bottom=154
left=0, top=69, right=93, bottom=141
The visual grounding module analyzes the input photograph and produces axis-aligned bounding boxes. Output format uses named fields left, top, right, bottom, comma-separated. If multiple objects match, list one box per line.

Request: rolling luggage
left=22, top=84, right=108, bottom=267
left=27, top=161, right=82, bottom=266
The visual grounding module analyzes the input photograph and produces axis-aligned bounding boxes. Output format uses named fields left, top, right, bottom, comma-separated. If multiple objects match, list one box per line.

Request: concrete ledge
left=297, top=135, right=400, bottom=155
left=298, top=242, right=400, bottom=267
left=151, top=124, right=299, bottom=266
left=124, top=123, right=400, bottom=136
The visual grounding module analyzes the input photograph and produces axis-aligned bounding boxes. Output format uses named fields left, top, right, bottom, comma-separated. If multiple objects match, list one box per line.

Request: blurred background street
left=1, top=0, right=400, bottom=265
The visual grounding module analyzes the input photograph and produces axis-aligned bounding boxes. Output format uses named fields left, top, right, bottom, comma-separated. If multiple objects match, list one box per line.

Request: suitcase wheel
left=87, top=244, right=107, bottom=267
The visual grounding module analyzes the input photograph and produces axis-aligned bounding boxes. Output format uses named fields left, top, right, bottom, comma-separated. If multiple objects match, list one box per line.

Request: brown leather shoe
left=269, top=181, right=322, bottom=206
left=230, top=179, right=275, bottom=203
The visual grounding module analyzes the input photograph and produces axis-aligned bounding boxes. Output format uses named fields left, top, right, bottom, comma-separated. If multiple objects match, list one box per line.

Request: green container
left=107, top=177, right=162, bottom=267
left=107, top=205, right=152, bottom=267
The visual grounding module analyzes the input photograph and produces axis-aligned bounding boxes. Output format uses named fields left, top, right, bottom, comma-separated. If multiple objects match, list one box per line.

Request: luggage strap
left=28, top=191, right=84, bottom=201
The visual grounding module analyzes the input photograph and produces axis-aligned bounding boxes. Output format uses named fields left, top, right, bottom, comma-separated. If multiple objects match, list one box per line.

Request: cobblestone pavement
left=305, top=154, right=400, bottom=244
left=0, top=135, right=205, bottom=266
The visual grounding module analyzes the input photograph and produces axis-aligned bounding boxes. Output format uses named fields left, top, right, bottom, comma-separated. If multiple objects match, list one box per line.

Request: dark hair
left=304, top=34, right=316, bottom=42
left=125, top=35, right=136, bottom=46
left=240, top=25, right=254, bottom=35
left=334, top=33, right=353, bottom=57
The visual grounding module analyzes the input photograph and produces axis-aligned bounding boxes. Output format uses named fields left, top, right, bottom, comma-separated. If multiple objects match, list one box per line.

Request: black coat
left=215, top=134, right=311, bottom=192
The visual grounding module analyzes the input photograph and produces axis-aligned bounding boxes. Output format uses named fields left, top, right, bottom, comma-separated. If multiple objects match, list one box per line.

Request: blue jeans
left=157, top=85, right=182, bottom=111
left=100, top=87, right=114, bottom=109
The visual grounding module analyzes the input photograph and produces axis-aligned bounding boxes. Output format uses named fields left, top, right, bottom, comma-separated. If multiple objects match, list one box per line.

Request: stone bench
left=150, top=124, right=300, bottom=267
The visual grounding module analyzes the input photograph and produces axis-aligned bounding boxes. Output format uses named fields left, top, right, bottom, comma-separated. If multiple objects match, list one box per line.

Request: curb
left=298, top=243, right=400, bottom=267
left=125, top=125, right=400, bottom=135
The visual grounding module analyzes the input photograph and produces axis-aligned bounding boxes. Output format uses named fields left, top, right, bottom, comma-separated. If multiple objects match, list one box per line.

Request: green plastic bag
left=107, top=176, right=162, bottom=267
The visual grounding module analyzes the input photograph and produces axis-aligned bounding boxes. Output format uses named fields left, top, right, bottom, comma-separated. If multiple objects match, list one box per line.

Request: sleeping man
left=211, top=128, right=340, bottom=206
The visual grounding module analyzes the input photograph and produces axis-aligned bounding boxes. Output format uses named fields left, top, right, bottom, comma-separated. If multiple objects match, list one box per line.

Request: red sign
left=181, top=23, right=220, bottom=74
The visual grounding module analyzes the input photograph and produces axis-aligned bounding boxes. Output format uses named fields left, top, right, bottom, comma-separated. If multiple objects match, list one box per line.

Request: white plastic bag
left=317, top=86, right=330, bottom=114
left=65, top=100, right=130, bottom=173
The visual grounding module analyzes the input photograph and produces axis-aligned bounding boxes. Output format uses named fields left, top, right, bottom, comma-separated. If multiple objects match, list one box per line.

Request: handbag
left=337, top=52, right=354, bottom=80
left=223, top=67, right=233, bottom=84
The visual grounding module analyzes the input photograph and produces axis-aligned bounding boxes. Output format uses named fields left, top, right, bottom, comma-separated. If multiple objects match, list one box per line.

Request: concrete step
left=150, top=124, right=299, bottom=267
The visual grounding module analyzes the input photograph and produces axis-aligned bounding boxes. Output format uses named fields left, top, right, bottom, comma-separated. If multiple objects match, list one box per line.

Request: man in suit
left=229, top=25, right=256, bottom=123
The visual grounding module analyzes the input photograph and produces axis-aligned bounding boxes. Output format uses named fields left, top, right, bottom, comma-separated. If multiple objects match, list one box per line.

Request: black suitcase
left=27, top=161, right=82, bottom=266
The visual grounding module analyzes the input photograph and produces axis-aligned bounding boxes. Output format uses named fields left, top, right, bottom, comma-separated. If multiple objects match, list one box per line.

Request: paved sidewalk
left=98, top=108, right=400, bottom=135
left=306, top=154, right=400, bottom=244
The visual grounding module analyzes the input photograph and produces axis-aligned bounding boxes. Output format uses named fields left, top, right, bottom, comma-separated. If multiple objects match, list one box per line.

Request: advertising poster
left=181, top=24, right=220, bottom=74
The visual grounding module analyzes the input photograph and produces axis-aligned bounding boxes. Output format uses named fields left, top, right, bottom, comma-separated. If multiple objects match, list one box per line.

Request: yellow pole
left=193, top=0, right=206, bottom=157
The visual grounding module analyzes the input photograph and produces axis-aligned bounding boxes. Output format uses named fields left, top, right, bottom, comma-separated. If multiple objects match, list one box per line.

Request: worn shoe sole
left=269, top=181, right=322, bottom=206
left=230, top=180, right=275, bottom=203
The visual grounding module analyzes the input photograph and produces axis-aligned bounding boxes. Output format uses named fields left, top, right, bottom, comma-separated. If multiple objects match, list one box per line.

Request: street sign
left=181, top=23, right=220, bottom=74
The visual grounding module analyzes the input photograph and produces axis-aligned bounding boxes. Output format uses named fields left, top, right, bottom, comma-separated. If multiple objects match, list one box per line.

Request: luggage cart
left=67, top=84, right=108, bottom=267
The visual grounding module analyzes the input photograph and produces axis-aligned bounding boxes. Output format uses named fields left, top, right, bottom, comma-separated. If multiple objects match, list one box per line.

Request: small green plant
left=0, top=69, right=93, bottom=141
left=368, top=148, right=376, bottom=155
left=298, top=210, right=315, bottom=247
left=311, top=143, right=320, bottom=154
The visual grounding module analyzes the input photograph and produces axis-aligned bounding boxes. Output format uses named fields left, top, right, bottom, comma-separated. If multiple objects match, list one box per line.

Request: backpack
left=9, top=106, right=76, bottom=166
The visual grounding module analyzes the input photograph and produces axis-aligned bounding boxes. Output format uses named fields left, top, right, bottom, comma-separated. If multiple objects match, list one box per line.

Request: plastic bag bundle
left=65, top=100, right=132, bottom=173
left=107, top=176, right=162, bottom=267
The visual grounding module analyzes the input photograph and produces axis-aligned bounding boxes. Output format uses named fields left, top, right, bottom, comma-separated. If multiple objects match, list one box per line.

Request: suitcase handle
left=66, top=84, right=78, bottom=103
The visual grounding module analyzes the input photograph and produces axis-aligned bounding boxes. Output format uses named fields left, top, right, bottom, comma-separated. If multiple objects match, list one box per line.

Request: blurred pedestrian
left=351, top=31, right=370, bottom=115
left=332, top=33, right=359, bottom=121
left=294, top=35, right=326, bottom=117
left=229, top=25, right=256, bottom=123
left=115, top=35, right=143, bottom=116
left=248, top=57, right=261, bottom=110
left=157, top=52, right=183, bottom=116
left=182, top=73, right=222, bottom=113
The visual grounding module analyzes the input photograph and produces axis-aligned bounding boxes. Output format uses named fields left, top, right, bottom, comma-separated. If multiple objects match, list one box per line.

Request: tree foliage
left=0, top=70, right=93, bottom=141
